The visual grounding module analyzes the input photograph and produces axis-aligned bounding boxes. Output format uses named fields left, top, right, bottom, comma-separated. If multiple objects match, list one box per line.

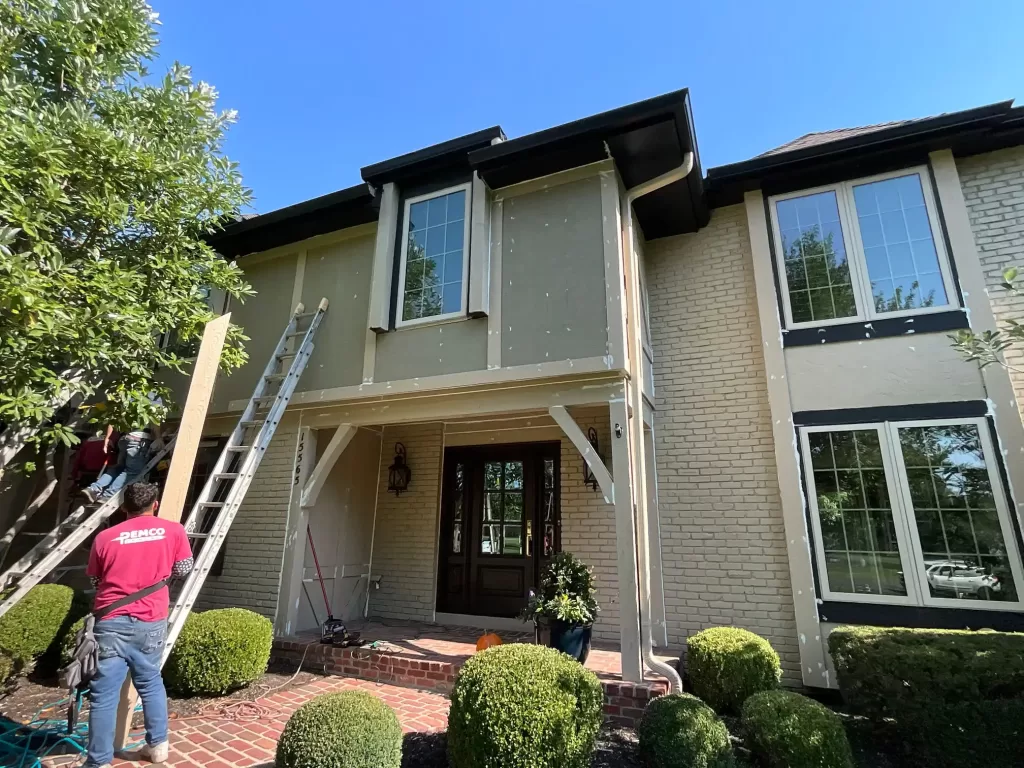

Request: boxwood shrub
left=276, top=691, right=402, bottom=768
left=164, top=608, right=272, bottom=695
left=638, top=693, right=734, bottom=768
left=0, top=654, right=15, bottom=685
left=447, top=643, right=603, bottom=768
left=686, top=626, right=781, bottom=713
left=741, top=690, right=853, bottom=768
left=829, top=625, right=1024, bottom=765
left=0, top=584, right=84, bottom=668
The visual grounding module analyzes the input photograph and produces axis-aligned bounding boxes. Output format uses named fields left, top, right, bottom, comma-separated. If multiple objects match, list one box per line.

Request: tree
left=0, top=0, right=252, bottom=470
left=952, top=266, right=1024, bottom=374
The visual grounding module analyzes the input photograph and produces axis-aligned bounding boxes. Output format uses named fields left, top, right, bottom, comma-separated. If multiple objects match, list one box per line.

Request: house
left=170, top=90, right=1024, bottom=690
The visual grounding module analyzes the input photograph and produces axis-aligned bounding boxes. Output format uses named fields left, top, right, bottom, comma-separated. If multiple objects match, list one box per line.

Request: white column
left=643, top=424, right=669, bottom=647
left=274, top=425, right=318, bottom=636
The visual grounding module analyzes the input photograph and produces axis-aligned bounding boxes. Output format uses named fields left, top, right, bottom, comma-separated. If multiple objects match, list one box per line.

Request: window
left=481, top=460, right=524, bottom=555
left=801, top=418, right=1024, bottom=610
left=770, top=168, right=956, bottom=328
left=397, top=184, right=471, bottom=326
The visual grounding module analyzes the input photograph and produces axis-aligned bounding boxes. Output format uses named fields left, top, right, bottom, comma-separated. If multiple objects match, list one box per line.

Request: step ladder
left=160, top=298, right=328, bottom=663
left=0, top=437, right=179, bottom=616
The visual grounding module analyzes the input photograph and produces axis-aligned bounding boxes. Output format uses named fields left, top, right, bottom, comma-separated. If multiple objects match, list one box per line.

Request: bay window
left=770, top=167, right=957, bottom=328
left=800, top=418, right=1024, bottom=610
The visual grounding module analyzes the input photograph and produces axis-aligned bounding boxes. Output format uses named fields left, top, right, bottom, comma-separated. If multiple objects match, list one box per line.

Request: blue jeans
left=86, top=617, right=168, bottom=767
left=88, top=434, right=151, bottom=500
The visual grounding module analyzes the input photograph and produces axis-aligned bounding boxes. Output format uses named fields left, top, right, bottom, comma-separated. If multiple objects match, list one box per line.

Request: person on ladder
left=80, top=393, right=164, bottom=503
left=83, top=482, right=193, bottom=768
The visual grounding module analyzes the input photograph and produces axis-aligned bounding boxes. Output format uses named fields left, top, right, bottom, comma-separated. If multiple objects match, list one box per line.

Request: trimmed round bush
left=448, top=643, right=603, bottom=768
left=0, top=654, right=15, bottom=685
left=0, top=584, right=81, bottom=667
left=164, top=608, right=272, bottom=695
left=742, top=690, right=854, bottom=768
left=276, top=691, right=402, bottom=768
left=638, top=693, right=734, bottom=768
left=686, top=627, right=781, bottom=713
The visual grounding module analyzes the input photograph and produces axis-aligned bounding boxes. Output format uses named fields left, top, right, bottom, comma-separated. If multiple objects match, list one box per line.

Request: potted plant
left=521, top=552, right=598, bottom=663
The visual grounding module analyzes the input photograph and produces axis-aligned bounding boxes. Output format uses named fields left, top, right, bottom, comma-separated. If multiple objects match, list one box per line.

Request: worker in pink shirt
left=84, top=482, right=193, bottom=768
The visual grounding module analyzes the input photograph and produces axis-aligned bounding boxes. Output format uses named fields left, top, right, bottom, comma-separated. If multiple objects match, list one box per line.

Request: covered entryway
left=436, top=443, right=560, bottom=617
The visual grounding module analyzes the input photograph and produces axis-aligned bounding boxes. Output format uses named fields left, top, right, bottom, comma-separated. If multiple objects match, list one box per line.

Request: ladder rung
left=264, top=373, right=287, bottom=381
left=296, top=311, right=317, bottom=319
left=198, top=501, right=224, bottom=507
left=225, top=445, right=249, bottom=452
left=255, top=395, right=278, bottom=402
left=239, top=420, right=262, bottom=427
left=276, top=351, right=297, bottom=359
left=188, top=532, right=209, bottom=540
left=286, top=330, right=306, bottom=338
left=213, top=473, right=240, bottom=480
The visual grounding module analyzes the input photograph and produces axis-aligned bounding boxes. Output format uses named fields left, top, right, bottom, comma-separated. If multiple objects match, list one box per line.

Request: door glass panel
left=503, top=525, right=523, bottom=554
left=452, top=463, right=464, bottom=554
left=806, top=429, right=907, bottom=596
left=483, top=492, right=501, bottom=521
left=481, top=524, right=499, bottom=554
left=544, top=458, right=554, bottom=490
left=897, top=424, right=1017, bottom=602
left=504, top=493, right=523, bottom=522
left=484, top=462, right=502, bottom=490
left=505, top=461, right=523, bottom=489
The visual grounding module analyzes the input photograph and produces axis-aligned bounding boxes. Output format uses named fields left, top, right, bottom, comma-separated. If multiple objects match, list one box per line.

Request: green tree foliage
left=0, top=0, right=252, bottom=454
left=952, top=266, right=1024, bottom=371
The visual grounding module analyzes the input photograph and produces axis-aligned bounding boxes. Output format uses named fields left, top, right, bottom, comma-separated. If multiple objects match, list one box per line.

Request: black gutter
left=361, top=126, right=505, bottom=185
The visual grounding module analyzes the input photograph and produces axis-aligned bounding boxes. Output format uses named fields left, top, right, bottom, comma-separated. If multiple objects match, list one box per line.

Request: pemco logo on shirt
left=115, top=527, right=166, bottom=545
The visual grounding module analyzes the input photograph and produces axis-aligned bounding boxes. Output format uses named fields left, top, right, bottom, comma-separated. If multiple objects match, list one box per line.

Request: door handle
left=526, top=519, right=533, bottom=557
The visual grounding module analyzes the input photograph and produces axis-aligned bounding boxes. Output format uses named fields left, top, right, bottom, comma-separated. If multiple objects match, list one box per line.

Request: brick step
left=272, top=638, right=666, bottom=726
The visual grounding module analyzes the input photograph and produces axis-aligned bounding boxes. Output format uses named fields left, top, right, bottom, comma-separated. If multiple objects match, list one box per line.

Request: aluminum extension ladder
left=0, top=300, right=328, bottom=639
left=159, top=298, right=328, bottom=663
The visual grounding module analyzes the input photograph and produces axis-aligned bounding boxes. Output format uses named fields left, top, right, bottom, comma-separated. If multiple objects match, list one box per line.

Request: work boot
left=139, top=741, right=169, bottom=763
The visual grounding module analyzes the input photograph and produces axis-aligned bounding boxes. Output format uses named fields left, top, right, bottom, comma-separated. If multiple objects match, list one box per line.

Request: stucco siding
left=958, top=146, right=1024, bottom=411
left=645, top=203, right=801, bottom=681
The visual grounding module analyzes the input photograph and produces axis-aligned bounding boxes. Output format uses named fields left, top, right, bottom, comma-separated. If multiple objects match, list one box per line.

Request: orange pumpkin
left=476, top=632, right=503, bottom=651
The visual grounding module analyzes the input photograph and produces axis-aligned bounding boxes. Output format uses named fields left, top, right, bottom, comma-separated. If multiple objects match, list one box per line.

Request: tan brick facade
left=644, top=203, right=801, bottom=680
left=957, top=147, right=1024, bottom=409
left=195, top=419, right=300, bottom=618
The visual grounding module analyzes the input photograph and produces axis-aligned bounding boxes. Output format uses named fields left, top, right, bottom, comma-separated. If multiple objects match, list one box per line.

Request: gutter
left=622, top=154, right=695, bottom=693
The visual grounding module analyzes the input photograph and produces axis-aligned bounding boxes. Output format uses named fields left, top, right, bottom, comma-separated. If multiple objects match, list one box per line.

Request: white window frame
left=395, top=182, right=472, bottom=329
left=769, top=166, right=958, bottom=330
left=800, top=417, right=1024, bottom=612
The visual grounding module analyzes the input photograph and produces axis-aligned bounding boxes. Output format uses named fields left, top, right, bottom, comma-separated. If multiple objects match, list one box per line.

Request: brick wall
left=195, top=420, right=300, bottom=618
left=368, top=422, right=444, bottom=621
left=957, top=147, right=1024, bottom=408
left=644, top=203, right=801, bottom=681
left=560, top=407, right=618, bottom=641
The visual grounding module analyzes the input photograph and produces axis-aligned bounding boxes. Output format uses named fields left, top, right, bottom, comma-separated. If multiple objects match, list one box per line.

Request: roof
left=758, top=120, right=913, bottom=157
left=706, top=100, right=1024, bottom=207
left=209, top=89, right=707, bottom=256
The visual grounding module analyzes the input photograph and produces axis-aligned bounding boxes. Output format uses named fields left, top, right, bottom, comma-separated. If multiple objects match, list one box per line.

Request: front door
left=437, top=443, right=560, bottom=617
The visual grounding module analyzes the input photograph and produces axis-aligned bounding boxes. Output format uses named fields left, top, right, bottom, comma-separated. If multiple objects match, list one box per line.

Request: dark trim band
left=793, top=400, right=988, bottom=427
left=818, top=601, right=1024, bottom=632
left=782, top=310, right=969, bottom=347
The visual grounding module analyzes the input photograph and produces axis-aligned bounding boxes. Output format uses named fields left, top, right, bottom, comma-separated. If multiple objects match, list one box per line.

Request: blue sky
left=152, top=0, right=1024, bottom=214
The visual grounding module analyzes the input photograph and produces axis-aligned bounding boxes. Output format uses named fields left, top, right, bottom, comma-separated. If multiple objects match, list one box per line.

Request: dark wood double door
left=436, top=443, right=560, bottom=618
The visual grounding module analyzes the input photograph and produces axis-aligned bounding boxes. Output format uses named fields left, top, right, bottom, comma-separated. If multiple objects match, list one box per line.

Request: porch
left=253, top=373, right=675, bottom=690
left=272, top=619, right=670, bottom=725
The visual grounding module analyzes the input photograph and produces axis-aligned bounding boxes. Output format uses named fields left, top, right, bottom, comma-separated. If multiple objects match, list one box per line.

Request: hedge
left=686, top=627, right=781, bottom=714
left=638, top=693, right=733, bottom=768
left=276, top=691, right=402, bottom=768
left=0, top=584, right=85, bottom=668
left=0, top=654, right=15, bottom=685
left=447, top=644, right=604, bottom=768
left=829, top=625, right=1024, bottom=765
left=741, top=690, right=853, bottom=768
left=164, top=608, right=272, bottom=695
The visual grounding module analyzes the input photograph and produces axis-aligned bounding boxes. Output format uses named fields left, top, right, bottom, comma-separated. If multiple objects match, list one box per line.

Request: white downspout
left=622, top=152, right=694, bottom=693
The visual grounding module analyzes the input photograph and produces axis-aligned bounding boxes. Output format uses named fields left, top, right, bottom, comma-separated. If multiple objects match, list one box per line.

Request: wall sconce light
left=388, top=442, right=412, bottom=495
left=582, top=428, right=601, bottom=491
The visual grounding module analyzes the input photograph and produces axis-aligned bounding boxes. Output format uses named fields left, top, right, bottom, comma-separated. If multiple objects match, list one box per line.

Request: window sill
left=819, top=600, right=1024, bottom=632
left=392, top=313, right=471, bottom=332
left=782, top=309, right=968, bottom=347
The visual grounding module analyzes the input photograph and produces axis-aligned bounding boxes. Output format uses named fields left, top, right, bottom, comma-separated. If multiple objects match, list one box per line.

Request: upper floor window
left=800, top=417, right=1024, bottom=611
left=397, top=183, right=471, bottom=326
left=769, top=168, right=956, bottom=328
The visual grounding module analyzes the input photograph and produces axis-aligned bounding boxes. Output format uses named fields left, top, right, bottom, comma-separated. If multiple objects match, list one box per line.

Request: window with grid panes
left=397, top=184, right=470, bottom=326
left=770, top=167, right=956, bottom=328
left=801, top=418, right=1024, bottom=609
left=481, top=460, right=524, bottom=555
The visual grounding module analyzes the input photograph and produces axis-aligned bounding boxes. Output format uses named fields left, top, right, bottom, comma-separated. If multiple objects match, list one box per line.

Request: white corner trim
left=548, top=405, right=614, bottom=503
left=300, top=424, right=357, bottom=508
left=744, top=190, right=830, bottom=688
left=600, top=170, right=625, bottom=371
left=486, top=198, right=503, bottom=370
left=468, top=172, right=491, bottom=316
left=368, top=182, right=399, bottom=332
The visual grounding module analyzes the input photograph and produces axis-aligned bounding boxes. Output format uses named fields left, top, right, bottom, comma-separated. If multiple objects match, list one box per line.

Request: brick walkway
left=41, top=676, right=449, bottom=768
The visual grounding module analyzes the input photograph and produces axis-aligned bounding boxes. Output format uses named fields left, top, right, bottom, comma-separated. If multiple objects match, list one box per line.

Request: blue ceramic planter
left=549, top=620, right=593, bottom=664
